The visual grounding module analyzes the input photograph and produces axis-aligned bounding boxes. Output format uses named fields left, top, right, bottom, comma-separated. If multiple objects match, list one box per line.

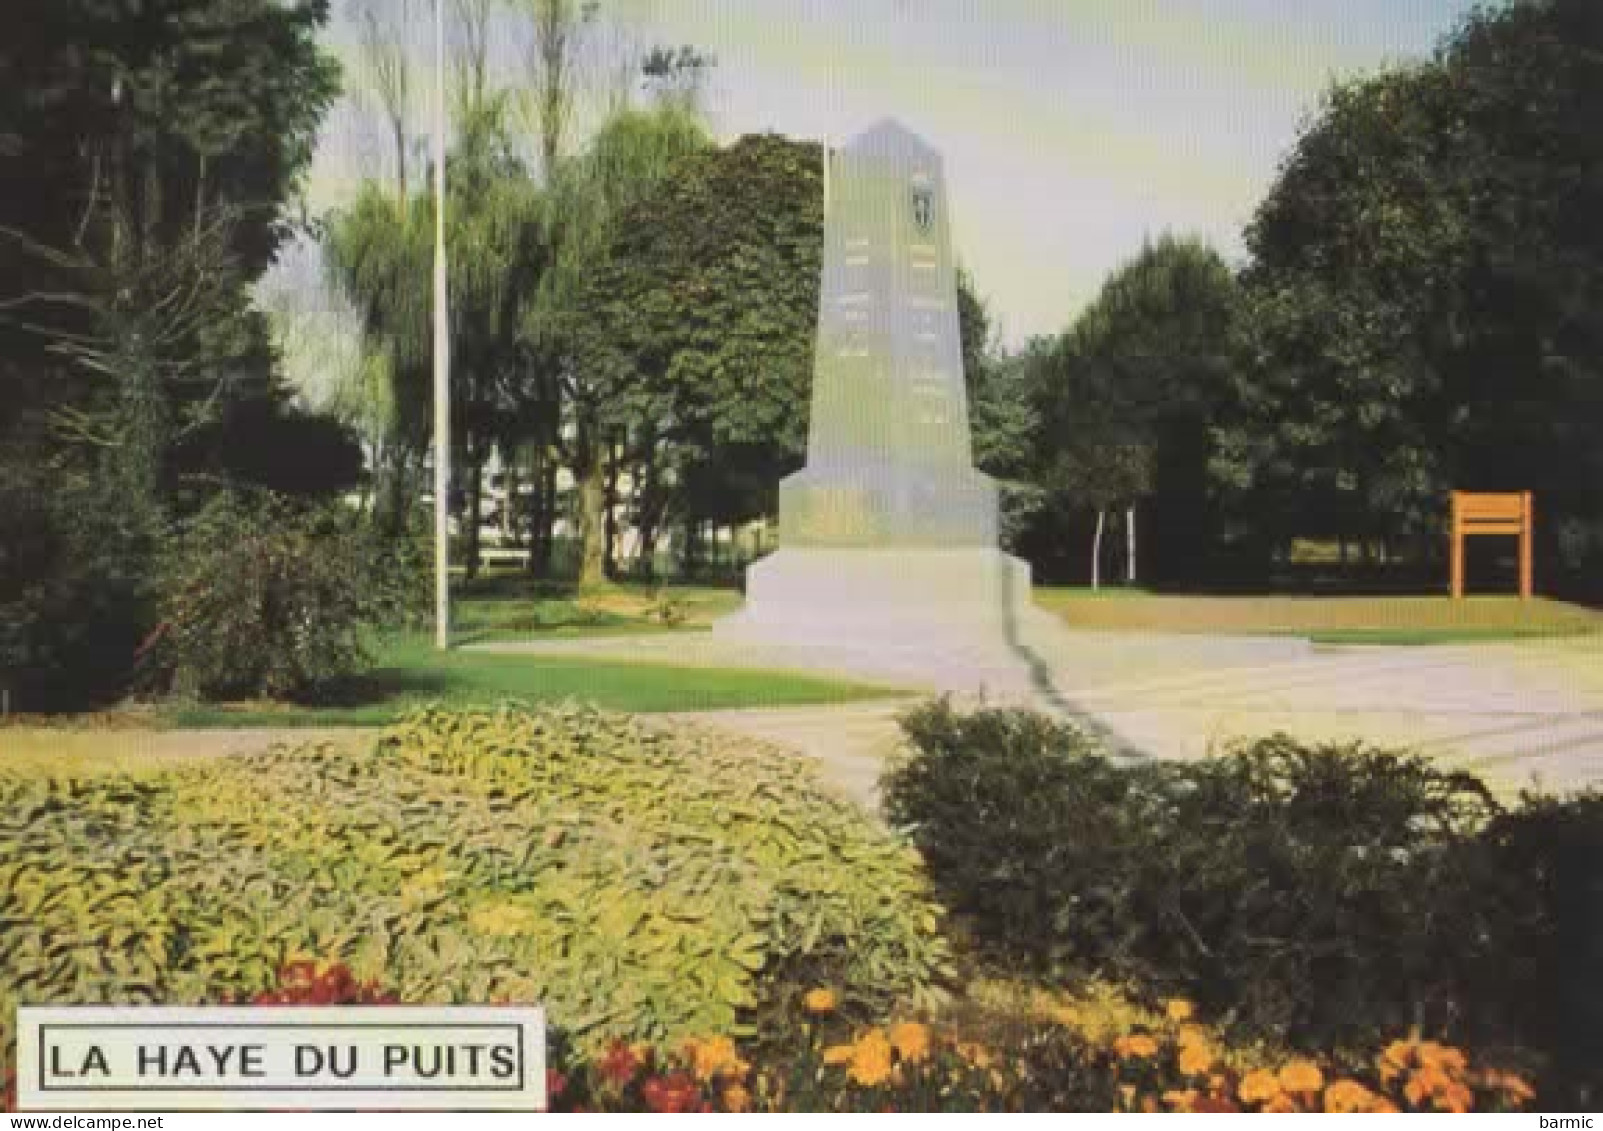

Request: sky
left=304, top=0, right=1485, bottom=347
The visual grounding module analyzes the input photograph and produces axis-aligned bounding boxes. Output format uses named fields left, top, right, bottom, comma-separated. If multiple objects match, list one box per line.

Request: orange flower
left=721, top=1084, right=751, bottom=1113
left=1370, top=1098, right=1401, bottom=1113
left=1324, top=1080, right=1379, bottom=1113
left=1238, top=1069, right=1281, bottom=1105
left=802, top=988, right=837, bottom=1014
left=1480, top=1069, right=1535, bottom=1106
left=1178, top=1041, right=1214, bottom=1077
left=1113, top=1034, right=1159, bottom=1060
left=685, top=1036, right=746, bottom=1084
left=1165, top=999, right=1195, bottom=1023
left=822, top=1044, right=855, bottom=1067
left=1416, top=1041, right=1468, bottom=1077
left=1262, top=1092, right=1302, bottom=1113
left=1434, top=1082, right=1474, bottom=1114
left=888, top=1022, right=931, bottom=1065
left=1378, top=1039, right=1415, bottom=1084
left=1405, top=1064, right=1451, bottom=1108
left=955, top=1041, right=992, bottom=1070
left=847, top=1030, right=894, bottom=1088
left=1278, top=1058, right=1324, bottom=1095
left=1163, top=1089, right=1200, bottom=1112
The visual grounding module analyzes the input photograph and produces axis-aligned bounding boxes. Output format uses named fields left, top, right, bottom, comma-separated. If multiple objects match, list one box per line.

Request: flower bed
left=884, top=699, right=1603, bottom=1103
left=0, top=706, right=949, bottom=1060
left=6, top=960, right=1532, bottom=1114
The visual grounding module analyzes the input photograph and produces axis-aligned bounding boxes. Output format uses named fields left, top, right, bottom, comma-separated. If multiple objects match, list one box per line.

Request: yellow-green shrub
left=0, top=705, right=951, bottom=1054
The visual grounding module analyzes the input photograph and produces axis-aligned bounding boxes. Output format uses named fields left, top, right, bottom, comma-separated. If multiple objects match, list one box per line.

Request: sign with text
left=17, top=1006, right=546, bottom=1111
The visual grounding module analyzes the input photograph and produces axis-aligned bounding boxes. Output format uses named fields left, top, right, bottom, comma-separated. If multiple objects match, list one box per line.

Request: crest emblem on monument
left=912, top=185, right=934, bottom=233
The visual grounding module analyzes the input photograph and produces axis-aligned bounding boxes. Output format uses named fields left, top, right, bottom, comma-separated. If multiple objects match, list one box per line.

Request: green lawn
left=168, top=636, right=903, bottom=727
left=1034, top=591, right=1602, bottom=645
left=452, top=577, right=743, bottom=644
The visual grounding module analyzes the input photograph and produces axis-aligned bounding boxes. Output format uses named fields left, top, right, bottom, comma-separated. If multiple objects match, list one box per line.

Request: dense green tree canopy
left=1019, top=235, right=1239, bottom=583
left=568, top=131, right=823, bottom=528
left=0, top=0, right=341, bottom=468
left=0, top=0, right=342, bottom=709
left=1222, top=0, right=1603, bottom=584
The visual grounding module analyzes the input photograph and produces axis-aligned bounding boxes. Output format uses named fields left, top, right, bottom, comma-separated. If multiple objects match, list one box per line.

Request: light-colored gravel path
left=484, top=630, right=1603, bottom=805
left=12, top=632, right=1600, bottom=809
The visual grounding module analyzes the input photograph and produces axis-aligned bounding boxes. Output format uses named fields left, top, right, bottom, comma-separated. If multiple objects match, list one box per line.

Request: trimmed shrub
left=145, top=491, right=385, bottom=700
left=0, top=705, right=950, bottom=1056
left=883, top=699, right=1599, bottom=1103
left=1477, top=792, right=1603, bottom=1099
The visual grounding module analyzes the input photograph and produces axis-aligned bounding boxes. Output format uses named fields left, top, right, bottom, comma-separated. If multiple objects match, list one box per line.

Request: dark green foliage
left=145, top=492, right=386, bottom=701
left=0, top=0, right=339, bottom=452
left=171, top=400, right=366, bottom=500
left=1478, top=793, right=1603, bottom=1100
left=0, top=0, right=338, bottom=274
left=367, top=512, right=437, bottom=634
left=1005, top=237, right=1240, bottom=585
left=569, top=131, right=822, bottom=531
left=1222, top=0, right=1603, bottom=590
left=0, top=457, right=157, bottom=712
left=885, top=702, right=1118, bottom=958
left=0, top=0, right=346, bottom=713
left=884, top=700, right=1602, bottom=1100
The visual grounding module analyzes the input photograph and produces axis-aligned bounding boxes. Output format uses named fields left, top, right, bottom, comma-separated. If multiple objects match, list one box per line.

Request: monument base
left=714, top=548, right=1057, bottom=649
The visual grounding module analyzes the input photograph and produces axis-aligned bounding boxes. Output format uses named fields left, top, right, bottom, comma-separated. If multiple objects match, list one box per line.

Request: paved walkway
left=17, top=632, right=1599, bottom=813
left=482, top=629, right=1603, bottom=806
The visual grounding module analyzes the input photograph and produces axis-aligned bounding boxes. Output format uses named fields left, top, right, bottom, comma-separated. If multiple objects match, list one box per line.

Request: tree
left=506, top=0, right=716, bottom=578
left=563, top=131, right=822, bottom=577
left=0, top=0, right=341, bottom=707
left=445, top=101, right=547, bottom=577
left=962, top=277, right=1045, bottom=555
left=515, top=0, right=601, bottom=177
left=1026, top=235, right=1239, bottom=585
left=352, top=0, right=419, bottom=206
left=0, top=0, right=340, bottom=475
left=1217, top=64, right=1470, bottom=569
left=1225, top=0, right=1603, bottom=590
left=327, top=99, right=546, bottom=566
left=525, top=103, right=712, bottom=589
left=324, top=183, right=435, bottom=530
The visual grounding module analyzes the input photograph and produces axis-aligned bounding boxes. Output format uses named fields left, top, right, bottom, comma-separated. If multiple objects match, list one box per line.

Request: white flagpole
left=433, top=0, right=451, bottom=650
left=822, top=133, right=831, bottom=218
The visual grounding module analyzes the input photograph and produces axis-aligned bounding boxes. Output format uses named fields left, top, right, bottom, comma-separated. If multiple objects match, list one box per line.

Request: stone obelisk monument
left=717, top=119, right=1046, bottom=648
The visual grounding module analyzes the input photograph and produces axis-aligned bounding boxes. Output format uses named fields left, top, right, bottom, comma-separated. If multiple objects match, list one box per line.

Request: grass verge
left=164, top=636, right=904, bottom=727
left=1036, top=592, right=1600, bottom=643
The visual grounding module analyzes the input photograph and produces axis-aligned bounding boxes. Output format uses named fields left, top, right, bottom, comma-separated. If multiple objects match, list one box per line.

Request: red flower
left=253, top=961, right=393, bottom=1006
left=597, top=1040, right=641, bottom=1087
left=545, top=1069, right=568, bottom=1105
left=642, top=1072, right=702, bottom=1113
left=280, top=960, right=319, bottom=986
